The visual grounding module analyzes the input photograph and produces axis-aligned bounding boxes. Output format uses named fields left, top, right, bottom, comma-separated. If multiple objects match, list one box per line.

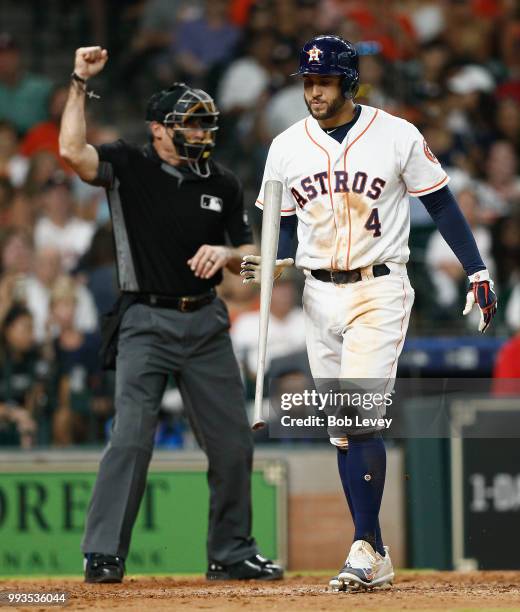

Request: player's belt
left=311, top=264, right=390, bottom=284
left=135, top=289, right=216, bottom=312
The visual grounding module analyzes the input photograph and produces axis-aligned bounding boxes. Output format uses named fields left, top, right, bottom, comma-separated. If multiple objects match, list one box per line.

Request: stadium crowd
left=0, top=0, right=519, bottom=448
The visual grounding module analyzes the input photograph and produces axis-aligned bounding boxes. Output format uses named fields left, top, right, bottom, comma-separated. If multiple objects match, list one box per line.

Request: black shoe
left=206, top=554, right=283, bottom=581
left=84, top=553, right=125, bottom=583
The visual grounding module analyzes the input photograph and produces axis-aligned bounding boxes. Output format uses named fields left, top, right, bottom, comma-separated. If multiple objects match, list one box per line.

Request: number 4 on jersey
left=365, top=207, right=381, bottom=237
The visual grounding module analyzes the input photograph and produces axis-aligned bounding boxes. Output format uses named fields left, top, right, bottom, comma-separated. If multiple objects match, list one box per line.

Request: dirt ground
left=1, top=572, right=520, bottom=611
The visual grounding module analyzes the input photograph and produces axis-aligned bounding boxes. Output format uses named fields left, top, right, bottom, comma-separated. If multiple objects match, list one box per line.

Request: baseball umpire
left=59, top=46, right=283, bottom=583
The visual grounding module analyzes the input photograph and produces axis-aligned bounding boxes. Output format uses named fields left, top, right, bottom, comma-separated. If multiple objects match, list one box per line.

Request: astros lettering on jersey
left=256, top=105, right=448, bottom=272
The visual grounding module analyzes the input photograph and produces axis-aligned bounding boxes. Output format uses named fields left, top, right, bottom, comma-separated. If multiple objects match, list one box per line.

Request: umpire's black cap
left=145, top=83, right=190, bottom=124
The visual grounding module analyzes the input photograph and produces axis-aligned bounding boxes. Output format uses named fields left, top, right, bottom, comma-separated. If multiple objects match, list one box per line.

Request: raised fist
left=74, top=46, right=108, bottom=80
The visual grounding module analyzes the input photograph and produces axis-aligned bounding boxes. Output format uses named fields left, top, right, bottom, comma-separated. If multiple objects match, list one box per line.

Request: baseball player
left=241, top=35, right=497, bottom=591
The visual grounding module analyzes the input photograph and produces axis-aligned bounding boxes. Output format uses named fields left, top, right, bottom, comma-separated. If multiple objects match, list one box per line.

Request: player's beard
left=305, top=93, right=346, bottom=120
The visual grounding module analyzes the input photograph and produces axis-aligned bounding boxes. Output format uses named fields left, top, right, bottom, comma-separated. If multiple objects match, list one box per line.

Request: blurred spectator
left=135, top=0, right=191, bottom=49
left=493, top=98, right=520, bottom=150
left=294, top=0, right=323, bottom=47
left=48, top=276, right=108, bottom=445
left=496, top=1, right=520, bottom=104
left=6, top=150, right=62, bottom=232
left=425, top=188, right=495, bottom=311
left=218, top=268, right=259, bottom=325
left=505, top=285, right=520, bottom=332
left=481, top=140, right=520, bottom=213
left=232, top=279, right=305, bottom=376
left=73, top=124, right=120, bottom=224
left=491, top=212, right=520, bottom=331
left=243, top=0, right=276, bottom=36
left=267, top=0, right=301, bottom=44
left=259, top=41, right=308, bottom=139
left=406, top=39, right=450, bottom=102
left=118, top=0, right=197, bottom=94
left=34, top=171, right=95, bottom=271
left=75, top=224, right=118, bottom=318
left=269, top=38, right=300, bottom=89
left=261, top=357, right=315, bottom=443
left=262, top=81, right=308, bottom=139
left=421, top=115, right=468, bottom=172
left=0, top=120, right=28, bottom=187
left=25, top=247, right=98, bottom=343
left=0, top=305, right=38, bottom=448
left=446, top=65, right=496, bottom=151
left=22, top=150, right=60, bottom=198
left=0, top=277, right=25, bottom=333
left=174, top=0, right=241, bottom=87
left=493, top=212, right=520, bottom=281
left=408, top=1, right=445, bottom=44
left=0, top=33, right=52, bottom=134
left=216, top=31, right=275, bottom=166
left=342, top=0, right=417, bottom=61
left=19, top=84, right=71, bottom=173
left=0, top=227, right=33, bottom=276
left=356, top=52, right=397, bottom=112
left=229, top=0, right=256, bottom=27
left=442, top=0, right=495, bottom=64
left=217, top=31, right=273, bottom=113
left=0, top=177, right=14, bottom=227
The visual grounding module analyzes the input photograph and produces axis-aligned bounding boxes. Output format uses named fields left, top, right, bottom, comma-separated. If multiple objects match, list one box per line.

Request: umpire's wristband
left=71, top=71, right=88, bottom=84
left=70, top=72, right=100, bottom=99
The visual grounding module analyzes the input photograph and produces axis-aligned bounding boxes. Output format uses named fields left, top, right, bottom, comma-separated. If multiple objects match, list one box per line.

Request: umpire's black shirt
left=93, top=140, right=253, bottom=296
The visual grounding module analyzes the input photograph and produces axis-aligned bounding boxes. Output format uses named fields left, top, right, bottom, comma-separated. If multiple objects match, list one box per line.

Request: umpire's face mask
left=163, top=91, right=219, bottom=178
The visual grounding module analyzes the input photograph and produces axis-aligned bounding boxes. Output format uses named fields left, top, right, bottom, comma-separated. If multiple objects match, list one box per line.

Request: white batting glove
left=240, top=255, right=294, bottom=285
left=462, top=269, right=498, bottom=333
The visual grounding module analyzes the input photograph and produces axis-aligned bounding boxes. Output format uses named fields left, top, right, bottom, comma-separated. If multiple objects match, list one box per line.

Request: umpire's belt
left=311, top=264, right=390, bottom=284
left=135, top=289, right=216, bottom=312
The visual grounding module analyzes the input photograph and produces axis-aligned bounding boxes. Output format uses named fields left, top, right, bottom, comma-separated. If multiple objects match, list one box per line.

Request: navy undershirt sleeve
left=419, top=186, right=485, bottom=276
left=277, top=215, right=297, bottom=259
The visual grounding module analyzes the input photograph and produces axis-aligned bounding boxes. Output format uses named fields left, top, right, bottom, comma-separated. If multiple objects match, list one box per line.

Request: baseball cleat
left=373, top=546, right=395, bottom=587
left=206, top=553, right=283, bottom=580
left=84, top=553, right=125, bottom=583
left=329, top=540, right=394, bottom=592
left=329, top=573, right=347, bottom=592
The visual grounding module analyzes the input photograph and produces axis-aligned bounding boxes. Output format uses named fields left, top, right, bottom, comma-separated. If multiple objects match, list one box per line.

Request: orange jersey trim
left=343, top=109, right=379, bottom=270
left=304, top=118, right=337, bottom=269
left=408, top=175, right=448, bottom=195
left=255, top=199, right=295, bottom=213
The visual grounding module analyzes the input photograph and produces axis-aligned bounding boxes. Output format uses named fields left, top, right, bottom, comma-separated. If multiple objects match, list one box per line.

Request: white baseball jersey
left=256, top=104, right=448, bottom=271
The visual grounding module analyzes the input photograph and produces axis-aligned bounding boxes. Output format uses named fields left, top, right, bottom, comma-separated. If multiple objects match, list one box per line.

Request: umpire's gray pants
left=81, top=298, right=257, bottom=564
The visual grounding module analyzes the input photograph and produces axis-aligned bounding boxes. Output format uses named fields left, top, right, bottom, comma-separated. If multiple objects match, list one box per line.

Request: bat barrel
left=252, top=180, right=283, bottom=430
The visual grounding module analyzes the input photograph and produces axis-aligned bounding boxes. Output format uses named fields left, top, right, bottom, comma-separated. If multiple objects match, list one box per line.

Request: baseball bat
left=252, top=180, right=283, bottom=430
